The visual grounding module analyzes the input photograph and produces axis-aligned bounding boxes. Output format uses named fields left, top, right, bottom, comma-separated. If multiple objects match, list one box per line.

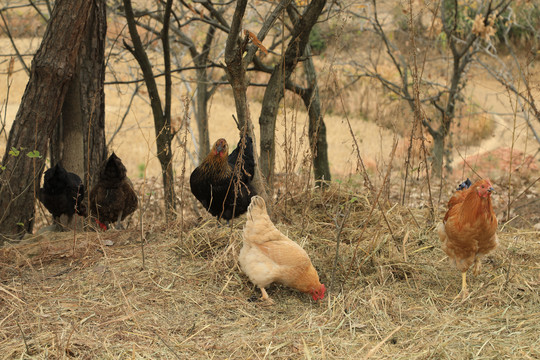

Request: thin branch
left=107, top=84, right=141, bottom=147
left=161, top=0, right=173, bottom=125
left=0, top=11, right=30, bottom=75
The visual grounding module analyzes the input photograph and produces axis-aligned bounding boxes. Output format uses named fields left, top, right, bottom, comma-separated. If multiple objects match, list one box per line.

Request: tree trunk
left=51, top=0, right=107, bottom=187
left=432, top=132, right=444, bottom=177
left=49, top=0, right=107, bottom=230
left=258, top=74, right=283, bottom=185
left=0, top=0, right=93, bottom=242
left=302, top=45, right=331, bottom=184
left=224, top=0, right=269, bottom=205
left=195, top=66, right=210, bottom=163
left=194, top=26, right=216, bottom=163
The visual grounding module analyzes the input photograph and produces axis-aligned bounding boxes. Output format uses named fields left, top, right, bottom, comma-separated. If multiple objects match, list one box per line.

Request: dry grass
left=1, top=182, right=539, bottom=359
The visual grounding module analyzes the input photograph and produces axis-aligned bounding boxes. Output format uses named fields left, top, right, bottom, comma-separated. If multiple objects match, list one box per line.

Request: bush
left=309, top=25, right=327, bottom=54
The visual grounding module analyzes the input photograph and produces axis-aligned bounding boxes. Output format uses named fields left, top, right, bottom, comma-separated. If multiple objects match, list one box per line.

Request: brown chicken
left=437, top=178, right=498, bottom=298
left=239, top=196, right=326, bottom=304
left=89, top=153, right=138, bottom=230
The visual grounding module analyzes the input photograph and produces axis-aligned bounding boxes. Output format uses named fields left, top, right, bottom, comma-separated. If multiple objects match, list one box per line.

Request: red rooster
left=437, top=178, right=498, bottom=298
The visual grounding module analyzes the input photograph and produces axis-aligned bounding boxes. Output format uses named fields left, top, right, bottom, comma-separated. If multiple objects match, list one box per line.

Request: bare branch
left=0, top=11, right=30, bottom=75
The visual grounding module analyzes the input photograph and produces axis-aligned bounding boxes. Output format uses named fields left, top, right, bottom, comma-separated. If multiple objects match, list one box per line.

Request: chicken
left=239, top=196, right=326, bottom=304
left=456, top=178, right=472, bottom=191
left=38, top=163, right=86, bottom=231
left=437, top=178, right=498, bottom=298
left=190, top=136, right=256, bottom=222
left=89, top=153, right=138, bottom=230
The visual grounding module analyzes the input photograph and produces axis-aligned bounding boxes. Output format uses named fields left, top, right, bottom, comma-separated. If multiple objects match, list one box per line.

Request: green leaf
left=0, top=165, right=5, bottom=171
left=16, top=222, right=24, bottom=227
left=9, top=147, right=20, bottom=157
left=26, top=150, right=42, bottom=158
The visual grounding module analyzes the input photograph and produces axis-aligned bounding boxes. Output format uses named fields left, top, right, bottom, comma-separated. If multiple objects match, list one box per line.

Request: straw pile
left=0, top=182, right=539, bottom=359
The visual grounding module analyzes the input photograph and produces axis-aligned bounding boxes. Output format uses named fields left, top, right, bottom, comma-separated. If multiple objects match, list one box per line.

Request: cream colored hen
left=239, top=196, right=326, bottom=304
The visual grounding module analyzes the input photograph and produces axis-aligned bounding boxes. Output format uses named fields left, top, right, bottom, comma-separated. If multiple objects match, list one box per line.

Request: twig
left=179, top=96, right=191, bottom=244
left=407, top=207, right=421, bottom=230
left=506, top=87, right=518, bottom=222
left=107, top=83, right=141, bottom=147
left=406, top=0, right=434, bottom=220
left=402, top=230, right=409, bottom=262
left=140, top=227, right=146, bottom=269
left=16, top=319, right=31, bottom=355
left=153, top=330, right=182, bottom=360
left=507, top=175, right=540, bottom=210
left=345, top=138, right=398, bottom=282
left=231, top=114, right=240, bottom=128
left=363, top=325, right=402, bottom=359
left=330, top=203, right=351, bottom=293
left=0, top=11, right=30, bottom=75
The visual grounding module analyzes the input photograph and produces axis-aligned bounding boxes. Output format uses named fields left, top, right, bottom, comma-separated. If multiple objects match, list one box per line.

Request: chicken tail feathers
left=437, top=222, right=447, bottom=243
left=247, top=195, right=267, bottom=218
left=456, top=178, right=472, bottom=191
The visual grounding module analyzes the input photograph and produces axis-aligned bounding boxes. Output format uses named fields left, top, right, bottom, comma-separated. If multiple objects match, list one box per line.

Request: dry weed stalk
left=403, top=0, right=434, bottom=221
left=177, top=96, right=191, bottom=245
left=345, top=138, right=398, bottom=283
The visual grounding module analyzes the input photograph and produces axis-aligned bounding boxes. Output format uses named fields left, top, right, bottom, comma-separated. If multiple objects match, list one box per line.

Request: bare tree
left=476, top=10, right=540, bottom=145
left=355, top=0, right=511, bottom=175
left=122, top=0, right=177, bottom=217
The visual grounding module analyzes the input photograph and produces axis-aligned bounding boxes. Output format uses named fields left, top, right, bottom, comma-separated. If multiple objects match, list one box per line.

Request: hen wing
left=120, top=179, right=138, bottom=219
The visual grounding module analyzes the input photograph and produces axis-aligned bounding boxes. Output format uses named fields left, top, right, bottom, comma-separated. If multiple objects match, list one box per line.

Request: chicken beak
left=215, top=143, right=224, bottom=153
left=488, top=187, right=495, bottom=194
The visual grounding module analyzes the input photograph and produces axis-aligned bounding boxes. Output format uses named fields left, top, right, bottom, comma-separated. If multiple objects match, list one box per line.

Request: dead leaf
left=244, top=30, right=268, bottom=55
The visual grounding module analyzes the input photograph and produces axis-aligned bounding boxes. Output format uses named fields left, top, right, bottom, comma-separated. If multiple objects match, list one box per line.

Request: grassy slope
left=1, top=185, right=539, bottom=359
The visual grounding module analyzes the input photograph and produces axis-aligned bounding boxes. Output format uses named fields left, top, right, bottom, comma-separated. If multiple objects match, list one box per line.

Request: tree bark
left=302, top=45, right=331, bottom=184
left=51, top=0, right=107, bottom=188
left=0, top=0, right=93, bottom=242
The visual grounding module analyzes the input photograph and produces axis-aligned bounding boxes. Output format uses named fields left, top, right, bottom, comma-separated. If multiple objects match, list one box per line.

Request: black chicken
left=89, top=153, right=138, bottom=230
left=190, top=136, right=256, bottom=221
left=39, top=163, right=86, bottom=231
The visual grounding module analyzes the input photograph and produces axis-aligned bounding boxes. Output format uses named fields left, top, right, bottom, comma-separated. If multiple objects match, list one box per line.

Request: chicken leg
left=472, top=257, right=482, bottom=276
left=53, top=216, right=64, bottom=232
left=259, top=287, right=275, bottom=305
left=114, top=210, right=124, bottom=230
